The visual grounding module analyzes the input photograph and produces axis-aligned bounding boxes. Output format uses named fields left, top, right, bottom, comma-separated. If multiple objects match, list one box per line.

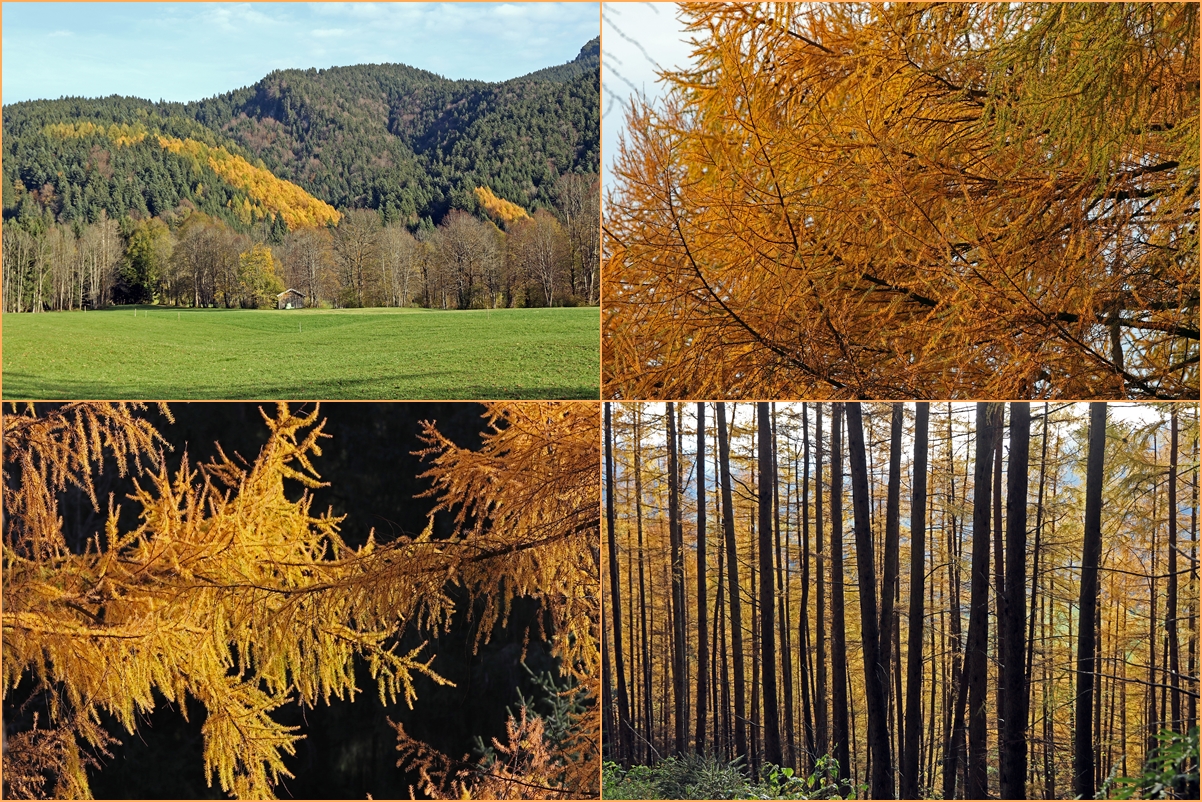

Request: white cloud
left=2, top=2, right=598, bottom=103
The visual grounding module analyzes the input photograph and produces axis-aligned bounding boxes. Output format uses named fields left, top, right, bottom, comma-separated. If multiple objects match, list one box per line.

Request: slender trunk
left=952, top=403, right=1000, bottom=800
left=800, top=404, right=817, bottom=770
left=695, top=403, right=710, bottom=753
left=667, top=403, right=688, bottom=754
left=901, top=403, right=929, bottom=799
left=1043, top=574, right=1056, bottom=799
left=757, top=403, right=783, bottom=768
left=626, top=460, right=640, bottom=760
left=999, top=403, right=1030, bottom=799
left=1025, top=406, right=1049, bottom=792
left=941, top=402, right=966, bottom=800
left=602, top=589, right=615, bottom=759
left=1148, top=441, right=1160, bottom=760
left=773, top=406, right=796, bottom=768
left=1167, top=407, right=1181, bottom=732
left=1026, top=404, right=1050, bottom=698
left=829, top=404, right=850, bottom=784
left=713, top=434, right=729, bottom=759
left=1073, top=403, right=1107, bottom=800
left=880, top=404, right=903, bottom=734
left=846, top=403, right=894, bottom=800
left=1189, top=430, right=1199, bottom=737
left=992, top=412, right=1006, bottom=756
left=718, top=403, right=747, bottom=766
left=750, top=525, right=761, bottom=779
left=814, top=404, right=829, bottom=761
left=716, top=473, right=731, bottom=759
left=634, top=410, right=653, bottom=762
left=604, top=404, right=632, bottom=763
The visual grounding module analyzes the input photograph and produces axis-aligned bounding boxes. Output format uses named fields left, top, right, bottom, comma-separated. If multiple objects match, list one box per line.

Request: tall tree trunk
left=715, top=480, right=730, bottom=759
left=714, top=434, right=731, bottom=759
left=1074, top=402, right=1107, bottom=800
left=901, top=402, right=929, bottom=799
left=758, top=403, right=784, bottom=768
left=1167, top=407, right=1181, bottom=732
left=667, top=403, right=688, bottom=754
left=750, top=522, right=761, bottom=780
left=695, top=403, right=710, bottom=753
left=602, top=585, right=615, bottom=760
left=604, top=404, right=632, bottom=764
left=880, top=404, right=903, bottom=731
left=800, top=403, right=817, bottom=770
left=1148, top=486, right=1159, bottom=760
left=950, top=403, right=1000, bottom=800
left=718, top=403, right=748, bottom=766
left=1025, top=404, right=1050, bottom=708
left=633, top=408, right=653, bottom=762
left=999, top=403, right=1030, bottom=798
left=829, top=403, right=851, bottom=784
left=814, top=404, right=829, bottom=761
left=941, top=403, right=966, bottom=801
left=773, top=407, right=797, bottom=769
left=846, top=402, right=894, bottom=800
left=991, top=419, right=1008, bottom=771
left=1189, top=429, right=1199, bottom=737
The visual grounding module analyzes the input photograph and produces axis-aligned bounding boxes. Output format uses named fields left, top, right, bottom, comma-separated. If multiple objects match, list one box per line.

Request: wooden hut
left=277, top=289, right=305, bottom=310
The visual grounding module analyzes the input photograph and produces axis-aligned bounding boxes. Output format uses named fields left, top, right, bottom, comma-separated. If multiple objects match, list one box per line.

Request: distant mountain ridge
left=2, top=38, right=599, bottom=230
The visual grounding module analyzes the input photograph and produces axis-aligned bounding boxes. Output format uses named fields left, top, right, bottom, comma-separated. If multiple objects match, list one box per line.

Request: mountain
left=1, top=38, right=599, bottom=231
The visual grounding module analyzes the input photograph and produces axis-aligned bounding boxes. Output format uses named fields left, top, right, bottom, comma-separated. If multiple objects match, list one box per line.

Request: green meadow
left=2, top=306, right=600, bottom=400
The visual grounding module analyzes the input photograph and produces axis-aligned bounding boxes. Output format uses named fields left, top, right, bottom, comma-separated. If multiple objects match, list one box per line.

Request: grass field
left=2, top=305, right=600, bottom=399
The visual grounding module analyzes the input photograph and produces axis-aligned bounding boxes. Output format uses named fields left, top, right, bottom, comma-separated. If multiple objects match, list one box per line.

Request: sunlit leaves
left=604, top=2, right=1199, bottom=399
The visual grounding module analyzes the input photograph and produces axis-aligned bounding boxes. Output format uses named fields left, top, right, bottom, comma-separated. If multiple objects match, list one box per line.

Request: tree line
left=2, top=39, right=599, bottom=232
left=603, top=401, right=1200, bottom=798
left=1, top=172, right=598, bottom=312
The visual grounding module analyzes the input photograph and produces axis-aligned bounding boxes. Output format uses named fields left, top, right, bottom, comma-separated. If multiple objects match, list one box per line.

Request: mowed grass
left=3, top=306, right=600, bottom=399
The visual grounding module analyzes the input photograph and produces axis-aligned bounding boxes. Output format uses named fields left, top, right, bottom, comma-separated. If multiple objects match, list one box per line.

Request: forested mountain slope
left=2, top=38, right=599, bottom=230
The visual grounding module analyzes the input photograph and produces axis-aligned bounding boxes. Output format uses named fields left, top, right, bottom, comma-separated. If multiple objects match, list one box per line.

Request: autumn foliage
left=1, top=401, right=599, bottom=799
left=158, top=136, right=341, bottom=230
left=476, top=186, right=531, bottom=226
left=603, top=2, right=1199, bottom=399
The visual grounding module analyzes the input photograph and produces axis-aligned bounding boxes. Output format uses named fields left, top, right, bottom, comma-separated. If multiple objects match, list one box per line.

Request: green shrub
left=1108, top=727, right=1199, bottom=800
left=602, top=754, right=859, bottom=800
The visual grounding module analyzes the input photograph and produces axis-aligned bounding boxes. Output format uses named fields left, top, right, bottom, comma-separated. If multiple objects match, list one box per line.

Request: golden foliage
left=159, top=136, right=341, bottom=230
left=396, top=705, right=589, bottom=800
left=475, top=186, right=531, bottom=226
left=604, top=2, right=1199, bottom=399
left=237, top=243, right=286, bottom=308
left=391, top=401, right=603, bottom=799
left=2, top=401, right=600, bottom=799
left=42, top=123, right=339, bottom=230
left=44, top=121, right=148, bottom=147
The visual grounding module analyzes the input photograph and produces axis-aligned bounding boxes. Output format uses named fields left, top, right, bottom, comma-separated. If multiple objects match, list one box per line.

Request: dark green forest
left=2, top=38, right=599, bottom=231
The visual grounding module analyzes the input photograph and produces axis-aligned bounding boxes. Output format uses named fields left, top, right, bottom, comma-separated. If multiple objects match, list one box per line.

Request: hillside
left=1, top=38, right=599, bottom=231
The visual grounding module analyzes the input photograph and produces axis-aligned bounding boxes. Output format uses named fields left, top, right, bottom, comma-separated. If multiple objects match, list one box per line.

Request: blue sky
left=601, top=1, right=692, bottom=190
left=2, top=2, right=600, bottom=105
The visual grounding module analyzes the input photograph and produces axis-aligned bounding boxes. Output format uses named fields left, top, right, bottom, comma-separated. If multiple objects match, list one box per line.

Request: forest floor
left=2, top=305, right=600, bottom=399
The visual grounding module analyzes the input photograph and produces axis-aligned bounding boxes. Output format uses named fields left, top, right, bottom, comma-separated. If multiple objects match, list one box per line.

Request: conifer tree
left=3, top=401, right=600, bottom=800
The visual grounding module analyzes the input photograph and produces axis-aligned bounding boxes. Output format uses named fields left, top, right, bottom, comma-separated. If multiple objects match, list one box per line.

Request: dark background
left=9, top=402, right=563, bottom=799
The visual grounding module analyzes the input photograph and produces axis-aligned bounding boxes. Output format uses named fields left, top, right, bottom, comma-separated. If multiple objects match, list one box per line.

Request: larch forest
left=602, top=402, right=1200, bottom=800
